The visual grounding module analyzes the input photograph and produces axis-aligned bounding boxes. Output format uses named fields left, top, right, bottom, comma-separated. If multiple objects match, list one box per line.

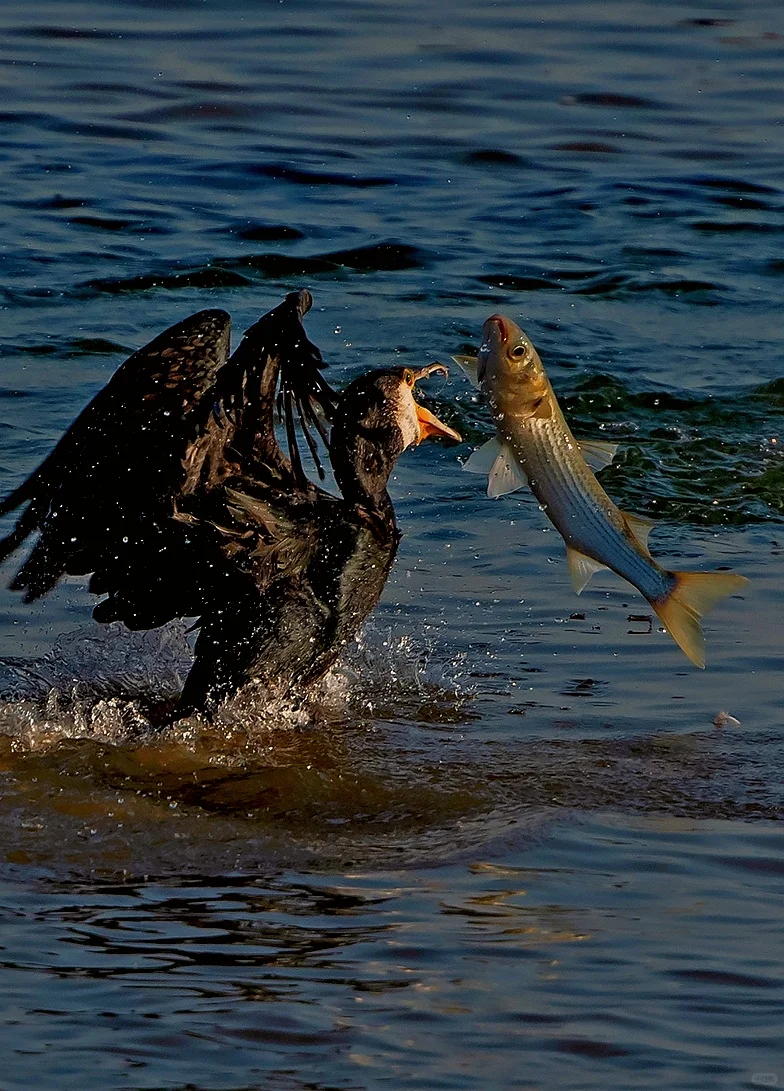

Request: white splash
left=0, top=617, right=473, bottom=753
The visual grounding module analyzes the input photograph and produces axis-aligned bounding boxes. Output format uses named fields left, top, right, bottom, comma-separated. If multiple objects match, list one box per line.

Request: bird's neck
left=341, top=471, right=396, bottom=522
left=358, top=487, right=396, bottom=539
left=333, top=447, right=398, bottom=537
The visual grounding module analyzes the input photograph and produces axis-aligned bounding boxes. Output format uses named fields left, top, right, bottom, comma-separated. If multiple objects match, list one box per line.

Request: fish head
left=479, top=314, right=538, bottom=391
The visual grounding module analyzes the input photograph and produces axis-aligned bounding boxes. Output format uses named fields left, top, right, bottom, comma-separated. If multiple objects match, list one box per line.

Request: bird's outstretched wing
left=181, top=287, right=338, bottom=497
left=0, top=289, right=337, bottom=628
left=0, top=308, right=232, bottom=601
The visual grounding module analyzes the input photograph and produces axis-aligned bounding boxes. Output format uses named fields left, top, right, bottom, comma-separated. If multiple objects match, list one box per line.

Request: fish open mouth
left=484, top=313, right=510, bottom=342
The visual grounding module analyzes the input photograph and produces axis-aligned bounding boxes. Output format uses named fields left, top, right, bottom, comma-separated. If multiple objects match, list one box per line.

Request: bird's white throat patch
left=395, top=384, right=421, bottom=450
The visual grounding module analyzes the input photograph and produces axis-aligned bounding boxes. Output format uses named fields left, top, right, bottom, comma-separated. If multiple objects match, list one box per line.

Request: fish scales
left=513, top=415, right=670, bottom=602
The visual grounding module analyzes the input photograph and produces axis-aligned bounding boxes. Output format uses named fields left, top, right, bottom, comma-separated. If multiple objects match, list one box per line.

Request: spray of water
left=0, top=618, right=475, bottom=755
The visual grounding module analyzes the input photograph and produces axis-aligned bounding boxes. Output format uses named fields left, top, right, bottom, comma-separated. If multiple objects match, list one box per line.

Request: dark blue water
left=0, top=1, right=783, bottom=1088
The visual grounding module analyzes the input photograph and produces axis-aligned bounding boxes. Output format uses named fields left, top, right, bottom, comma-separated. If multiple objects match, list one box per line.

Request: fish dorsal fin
left=576, top=437, right=618, bottom=473
left=487, top=444, right=528, bottom=498
left=622, top=510, right=656, bottom=553
left=463, top=436, right=503, bottom=475
left=565, top=545, right=608, bottom=595
left=452, top=354, right=480, bottom=389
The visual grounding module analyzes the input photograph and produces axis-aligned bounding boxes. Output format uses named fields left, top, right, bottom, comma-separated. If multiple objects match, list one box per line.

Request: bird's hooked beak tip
left=407, top=362, right=461, bottom=444
left=411, top=362, right=448, bottom=383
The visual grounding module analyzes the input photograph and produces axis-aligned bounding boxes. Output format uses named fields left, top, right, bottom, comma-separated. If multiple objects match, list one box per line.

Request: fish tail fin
left=650, top=571, right=749, bottom=668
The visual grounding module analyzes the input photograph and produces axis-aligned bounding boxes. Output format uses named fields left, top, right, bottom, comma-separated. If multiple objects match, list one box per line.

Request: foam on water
left=0, top=617, right=475, bottom=755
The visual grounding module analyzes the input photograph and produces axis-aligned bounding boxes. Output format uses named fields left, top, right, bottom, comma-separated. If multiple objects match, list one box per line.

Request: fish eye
left=403, top=368, right=415, bottom=386
left=510, top=343, right=528, bottom=359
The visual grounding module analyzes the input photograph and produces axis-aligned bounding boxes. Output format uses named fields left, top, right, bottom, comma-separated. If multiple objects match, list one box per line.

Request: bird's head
left=331, top=364, right=461, bottom=510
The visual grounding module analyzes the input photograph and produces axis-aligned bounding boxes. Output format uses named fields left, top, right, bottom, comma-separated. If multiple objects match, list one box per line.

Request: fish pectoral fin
left=576, top=437, right=619, bottom=473
left=487, top=444, right=529, bottom=498
left=463, top=437, right=503, bottom=475
left=565, top=545, right=609, bottom=595
left=622, top=510, right=656, bottom=553
left=452, top=354, right=481, bottom=389
left=464, top=437, right=527, bottom=497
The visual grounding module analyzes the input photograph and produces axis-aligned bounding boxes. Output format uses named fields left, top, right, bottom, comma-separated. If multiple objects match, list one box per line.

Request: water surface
left=0, top=1, right=782, bottom=1088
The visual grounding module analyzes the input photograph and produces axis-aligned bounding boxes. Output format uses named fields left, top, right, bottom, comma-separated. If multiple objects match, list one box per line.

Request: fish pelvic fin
left=452, top=354, right=480, bottom=389
left=463, top=437, right=528, bottom=497
left=487, top=443, right=528, bottom=498
left=463, top=436, right=503, bottom=476
left=650, top=570, right=749, bottom=669
left=577, top=437, right=619, bottom=473
left=566, top=545, right=609, bottom=594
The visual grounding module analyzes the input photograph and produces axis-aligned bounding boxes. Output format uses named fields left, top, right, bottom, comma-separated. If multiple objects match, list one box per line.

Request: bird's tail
left=650, top=570, right=749, bottom=668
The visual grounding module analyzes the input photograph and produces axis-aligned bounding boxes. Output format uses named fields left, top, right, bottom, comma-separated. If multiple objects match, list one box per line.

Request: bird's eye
left=510, top=343, right=528, bottom=359
left=403, top=368, right=414, bottom=386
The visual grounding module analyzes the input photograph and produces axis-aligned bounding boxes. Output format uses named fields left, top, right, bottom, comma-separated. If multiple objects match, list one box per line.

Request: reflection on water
left=2, top=819, right=782, bottom=1091
left=0, top=0, right=783, bottom=1087
left=0, top=614, right=781, bottom=890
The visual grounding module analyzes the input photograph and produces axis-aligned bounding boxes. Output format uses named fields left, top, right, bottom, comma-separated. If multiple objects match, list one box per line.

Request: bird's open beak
left=414, top=402, right=461, bottom=444
left=410, top=362, right=462, bottom=444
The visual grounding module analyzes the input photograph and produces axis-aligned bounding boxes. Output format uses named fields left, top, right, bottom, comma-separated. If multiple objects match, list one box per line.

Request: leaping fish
left=453, top=314, right=748, bottom=668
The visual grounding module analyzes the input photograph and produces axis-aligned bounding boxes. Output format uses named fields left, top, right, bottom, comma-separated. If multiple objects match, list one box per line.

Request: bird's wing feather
left=211, top=287, right=338, bottom=490
left=0, top=291, right=338, bottom=619
left=106, top=289, right=337, bottom=628
left=0, top=308, right=232, bottom=600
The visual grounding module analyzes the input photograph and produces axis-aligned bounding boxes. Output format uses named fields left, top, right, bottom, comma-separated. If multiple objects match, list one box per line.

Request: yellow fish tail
left=651, top=571, right=749, bottom=668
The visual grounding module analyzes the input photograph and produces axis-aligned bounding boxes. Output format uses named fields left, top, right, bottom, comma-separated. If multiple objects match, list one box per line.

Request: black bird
left=0, top=290, right=460, bottom=715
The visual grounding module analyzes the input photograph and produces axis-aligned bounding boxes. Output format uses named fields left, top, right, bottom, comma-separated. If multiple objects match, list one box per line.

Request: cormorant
left=0, top=290, right=460, bottom=716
